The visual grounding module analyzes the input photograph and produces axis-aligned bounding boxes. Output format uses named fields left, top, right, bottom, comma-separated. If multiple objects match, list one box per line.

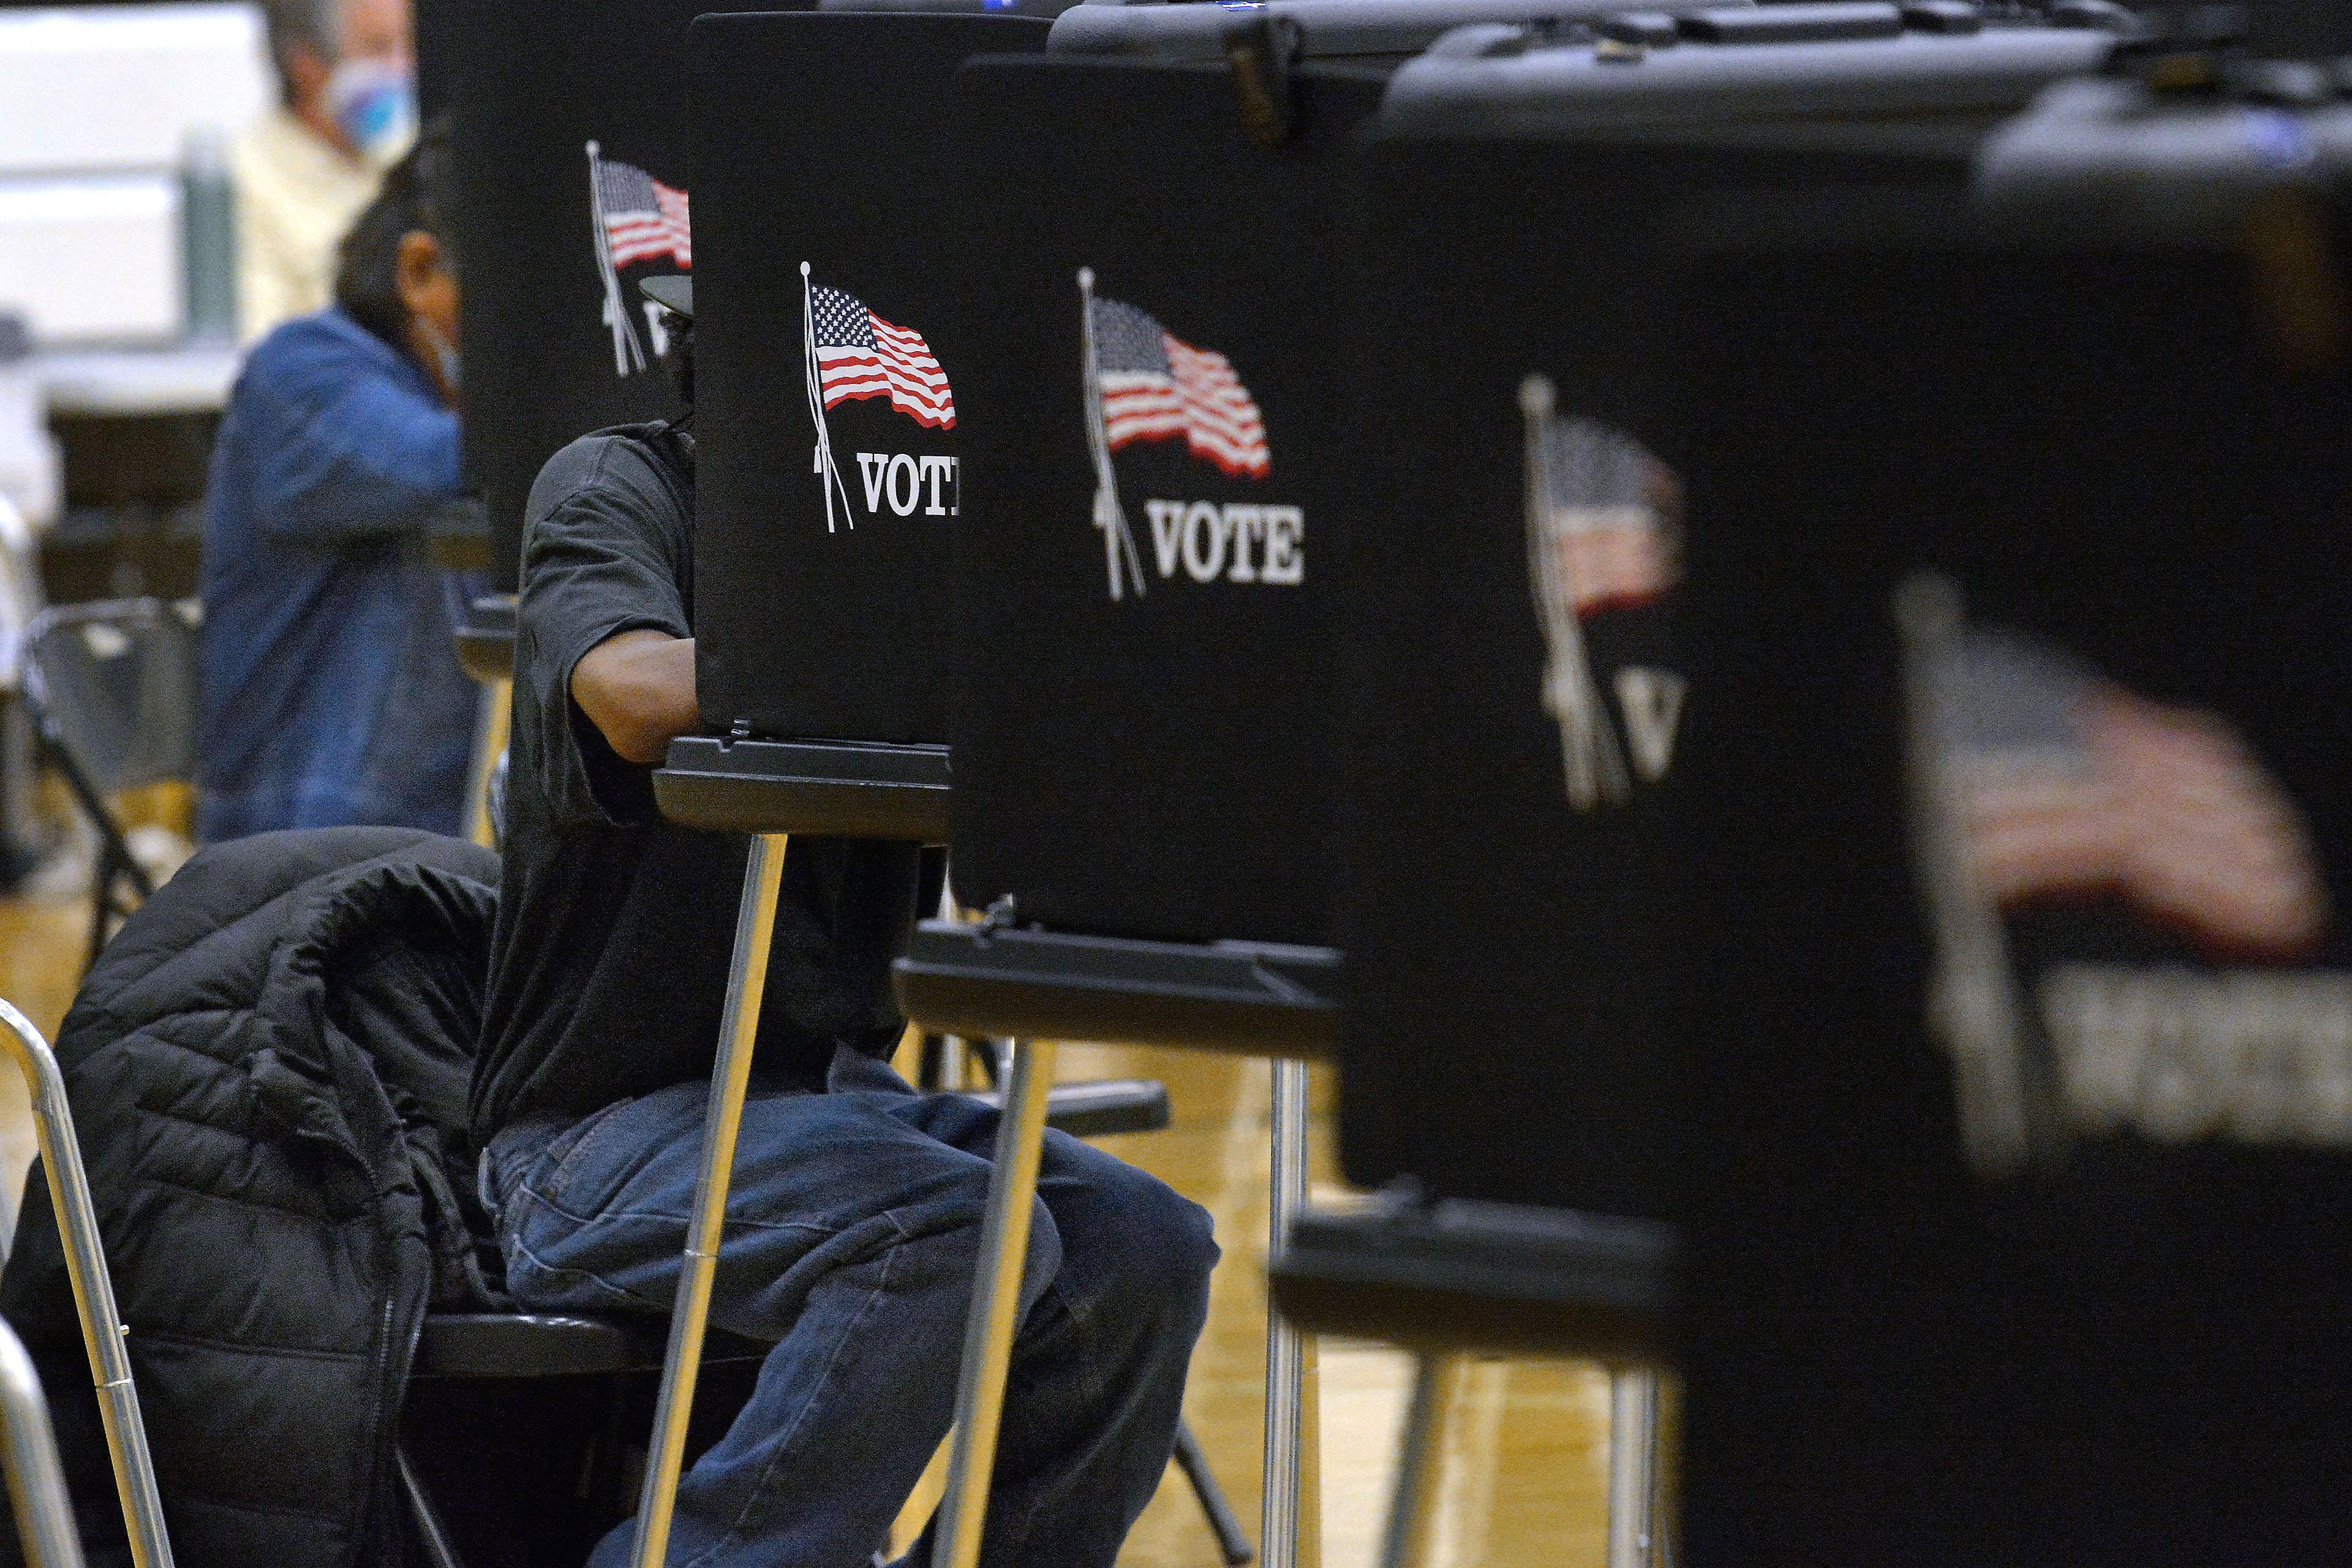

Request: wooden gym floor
left=0, top=886, right=1629, bottom=1567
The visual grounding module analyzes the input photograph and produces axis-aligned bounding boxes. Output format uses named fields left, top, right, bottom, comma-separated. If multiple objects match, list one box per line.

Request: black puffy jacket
left=2, top=828, right=500, bottom=1568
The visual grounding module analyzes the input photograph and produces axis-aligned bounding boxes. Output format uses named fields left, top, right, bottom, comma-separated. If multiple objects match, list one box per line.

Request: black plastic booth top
left=1376, top=2, right=2124, bottom=134
left=1336, top=6, right=2126, bottom=1222
left=1648, top=61, right=2352, bottom=1568
left=1045, top=0, right=1742, bottom=59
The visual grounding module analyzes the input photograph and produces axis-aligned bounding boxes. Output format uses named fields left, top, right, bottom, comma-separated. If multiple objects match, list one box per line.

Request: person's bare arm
left=570, top=628, right=698, bottom=766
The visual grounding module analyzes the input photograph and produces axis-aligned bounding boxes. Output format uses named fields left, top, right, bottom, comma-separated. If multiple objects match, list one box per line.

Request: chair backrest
left=18, top=598, right=200, bottom=795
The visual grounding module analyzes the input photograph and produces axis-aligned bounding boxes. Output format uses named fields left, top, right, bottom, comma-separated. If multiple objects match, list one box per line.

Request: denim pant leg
left=879, top=1079, right=1220, bottom=1568
left=487, top=1071, right=1061, bottom=1568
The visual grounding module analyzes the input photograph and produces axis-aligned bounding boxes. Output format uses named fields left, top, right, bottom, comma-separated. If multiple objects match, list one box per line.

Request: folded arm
left=571, top=628, right=698, bottom=767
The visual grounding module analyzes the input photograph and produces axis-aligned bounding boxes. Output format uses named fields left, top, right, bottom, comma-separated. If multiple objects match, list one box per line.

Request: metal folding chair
left=15, top=600, right=200, bottom=970
left=0, top=1000, right=173, bottom=1568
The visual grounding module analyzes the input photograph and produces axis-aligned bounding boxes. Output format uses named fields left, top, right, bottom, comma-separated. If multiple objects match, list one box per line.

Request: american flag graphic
left=1529, top=415, right=1677, bottom=618
left=810, top=284, right=954, bottom=429
left=1941, top=633, right=2328, bottom=956
left=1087, top=296, right=1268, bottom=478
left=595, top=157, right=692, bottom=270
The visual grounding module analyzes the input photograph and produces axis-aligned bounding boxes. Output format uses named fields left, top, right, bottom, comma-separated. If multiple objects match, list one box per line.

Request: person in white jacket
left=233, top=0, right=417, bottom=342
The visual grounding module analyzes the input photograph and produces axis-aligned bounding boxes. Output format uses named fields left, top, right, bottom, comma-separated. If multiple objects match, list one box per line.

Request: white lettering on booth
left=1262, top=506, right=1303, bottom=585
left=1224, top=505, right=1264, bottom=582
left=853, top=454, right=959, bottom=519
left=1141, top=500, right=1305, bottom=586
left=886, top=454, right=920, bottom=516
left=1181, top=501, right=1227, bottom=581
left=1147, top=501, right=1184, bottom=578
left=918, top=456, right=956, bottom=515
left=858, top=451, right=890, bottom=514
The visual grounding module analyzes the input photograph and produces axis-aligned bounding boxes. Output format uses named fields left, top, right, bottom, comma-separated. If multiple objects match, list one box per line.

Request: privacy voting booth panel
left=1659, top=86, right=2352, bottom=1566
left=443, top=2, right=797, bottom=590
left=948, top=55, right=1391, bottom=947
left=690, top=12, right=1053, bottom=744
left=941, top=2, right=1714, bottom=946
left=1326, top=15, right=2117, bottom=1217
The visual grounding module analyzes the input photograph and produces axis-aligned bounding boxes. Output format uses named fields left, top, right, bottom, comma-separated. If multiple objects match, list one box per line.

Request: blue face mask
left=325, top=58, right=417, bottom=169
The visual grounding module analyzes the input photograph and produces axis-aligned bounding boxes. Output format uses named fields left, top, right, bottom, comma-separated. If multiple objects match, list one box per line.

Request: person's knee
left=910, top=1159, right=1065, bottom=1316
left=1072, top=1158, right=1219, bottom=1332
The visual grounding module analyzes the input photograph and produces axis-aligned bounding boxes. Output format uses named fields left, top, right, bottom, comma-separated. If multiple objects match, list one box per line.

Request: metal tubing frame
left=0, top=999, right=172, bottom=1568
left=629, top=832, right=788, bottom=1568
left=1174, top=1416, right=1256, bottom=1566
left=1261, top=1058, right=1314, bottom=1568
left=930, top=1036, right=1058, bottom=1568
left=1606, top=1368, right=1660, bottom=1568
left=1376, top=1354, right=1453, bottom=1568
left=394, top=1444, right=466, bottom=1568
left=934, top=880, right=969, bottom=1094
left=0, top=1316, right=87, bottom=1568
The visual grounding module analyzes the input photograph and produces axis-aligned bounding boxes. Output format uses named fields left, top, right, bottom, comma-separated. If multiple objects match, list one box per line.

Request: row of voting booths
left=16, top=2, right=2352, bottom=1568
left=431, top=0, right=2352, bottom=1564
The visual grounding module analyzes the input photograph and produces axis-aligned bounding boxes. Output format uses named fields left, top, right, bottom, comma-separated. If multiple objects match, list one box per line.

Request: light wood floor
left=0, top=889, right=1627, bottom=1567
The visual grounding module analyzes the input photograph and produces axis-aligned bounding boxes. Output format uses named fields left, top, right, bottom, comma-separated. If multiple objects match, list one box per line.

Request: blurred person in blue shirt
left=196, top=129, right=476, bottom=843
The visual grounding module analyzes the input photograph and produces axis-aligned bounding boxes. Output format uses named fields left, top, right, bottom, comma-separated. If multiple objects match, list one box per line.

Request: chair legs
left=396, top=1443, right=468, bottom=1568
left=1173, top=1416, right=1256, bottom=1566
left=37, top=733, right=151, bottom=973
left=1376, top=1355, right=1455, bottom=1568
left=0, top=1000, right=173, bottom=1568
left=464, top=678, right=512, bottom=851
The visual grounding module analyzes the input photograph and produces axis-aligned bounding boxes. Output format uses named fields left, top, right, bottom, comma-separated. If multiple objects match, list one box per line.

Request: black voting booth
left=934, top=50, right=1385, bottom=987
left=440, top=1, right=759, bottom=593
left=1239, top=18, right=2125, bottom=1564
left=682, top=8, right=1063, bottom=819
left=627, top=13, right=1261, bottom=1568
left=1313, top=4, right=2125, bottom=1235
left=902, top=1, right=1748, bottom=1047
left=1645, top=53, right=2352, bottom=1566
left=888, top=17, right=1719, bottom=1568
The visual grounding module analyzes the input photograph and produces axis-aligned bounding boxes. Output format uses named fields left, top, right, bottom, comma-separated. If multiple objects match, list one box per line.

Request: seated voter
left=470, top=276, right=1218, bottom=1568
left=196, top=130, right=475, bottom=843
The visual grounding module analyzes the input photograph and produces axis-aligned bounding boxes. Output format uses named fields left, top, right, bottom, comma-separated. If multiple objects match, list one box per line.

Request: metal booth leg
left=0, top=1000, right=173, bottom=1568
left=933, top=881, right=970, bottom=1094
left=1263, top=1058, right=1317, bottom=1568
left=0, top=1316, right=89, bottom=1568
left=1606, top=1367, right=1660, bottom=1568
left=630, top=832, right=788, bottom=1568
left=1377, top=1354, right=1455, bottom=1568
left=929, top=1036, right=1059, bottom=1568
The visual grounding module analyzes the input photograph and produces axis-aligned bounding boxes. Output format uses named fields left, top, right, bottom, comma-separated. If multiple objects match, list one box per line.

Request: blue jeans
left=480, top=1047, right=1218, bottom=1568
